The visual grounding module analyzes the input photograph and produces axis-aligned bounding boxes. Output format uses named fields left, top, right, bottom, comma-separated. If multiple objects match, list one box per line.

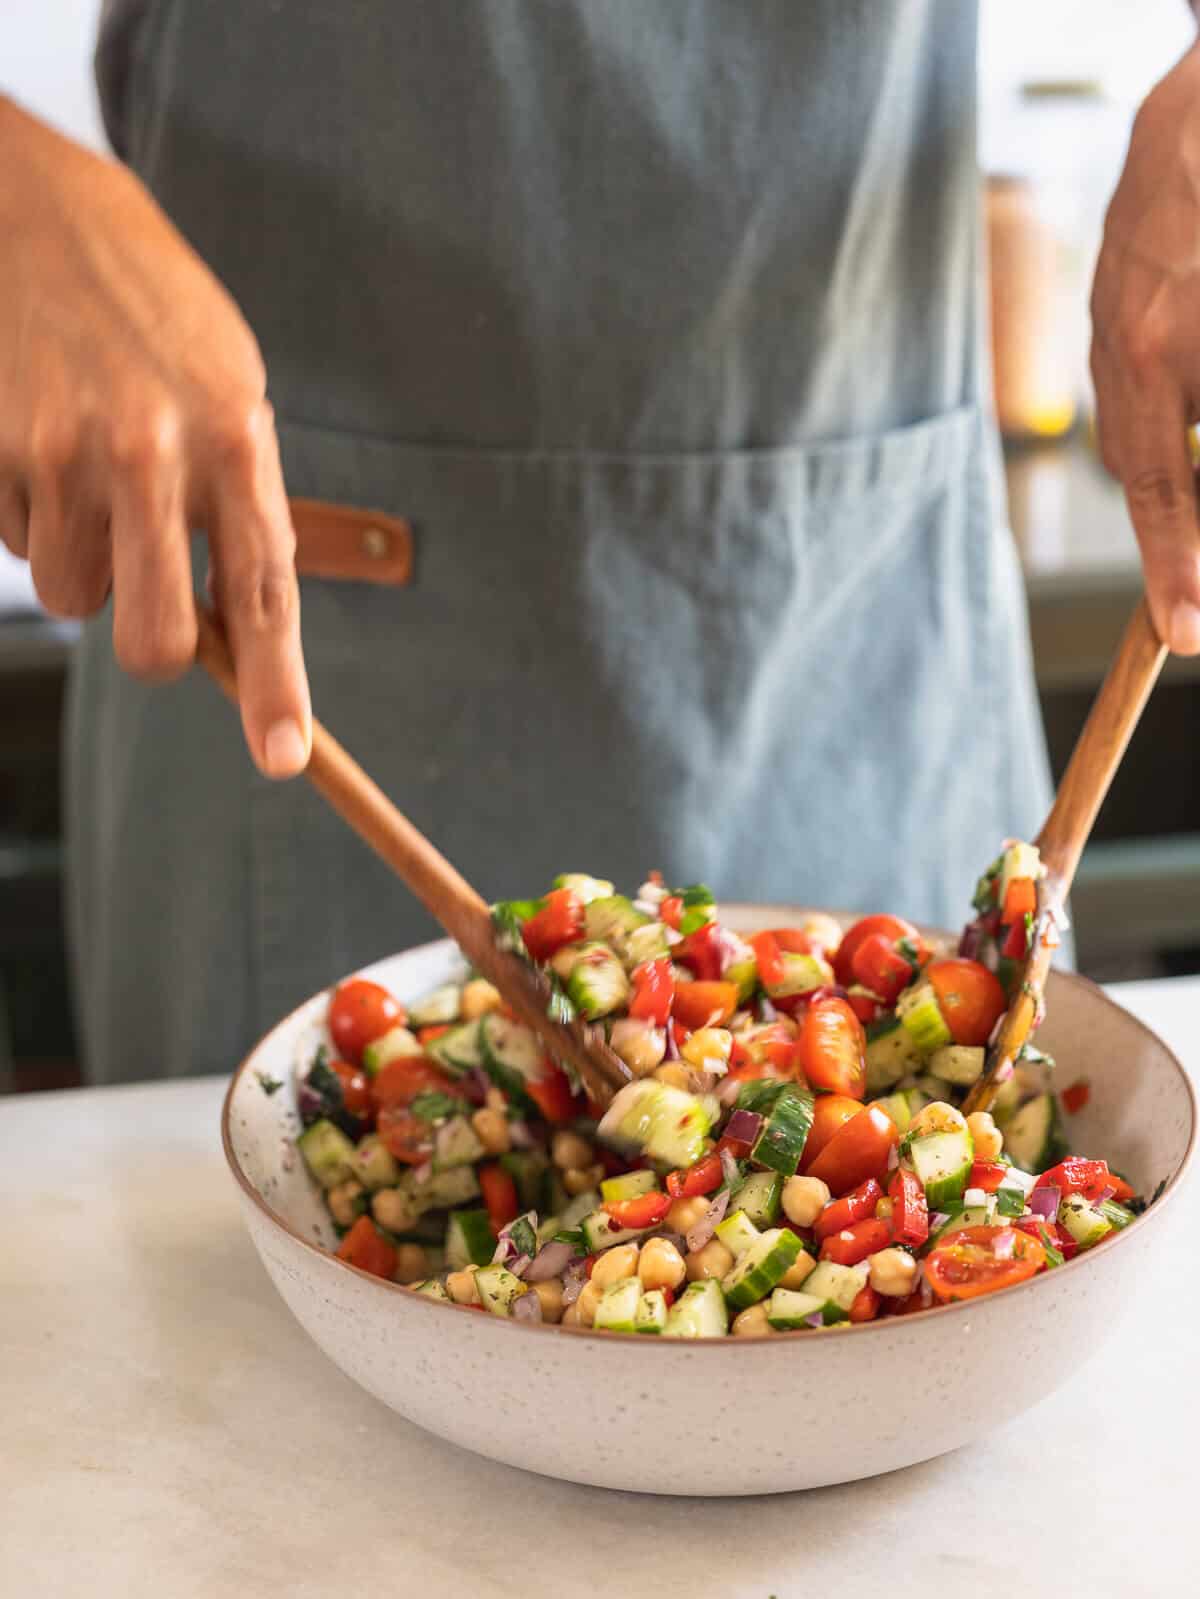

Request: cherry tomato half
left=329, top=1059, right=372, bottom=1120
left=833, top=914, right=925, bottom=989
left=603, top=1192, right=672, bottom=1229
left=796, top=997, right=866, bottom=1099
left=665, top=1151, right=724, bottom=1200
left=849, top=932, right=916, bottom=1006
left=524, top=1063, right=578, bottom=1124
left=375, top=1105, right=435, bottom=1165
left=925, top=959, right=1006, bottom=1048
left=479, top=1163, right=520, bottom=1232
left=799, top=1094, right=864, bottom=1172
left=329, top=978, right=405, bottom=1066
left=849, top=1284, right=882, bottom=1323
left=888, top=1168, right=929, bottom=1247
left=370, top=1056, right=458, bottom=1111
left=804, top=1103, right=899, bottom=1194
left=629, top=957, right=675, bottom=1026
left=925, top=1223, right=1046, bottom=1302
left=674, top=923, right=725, bottom=982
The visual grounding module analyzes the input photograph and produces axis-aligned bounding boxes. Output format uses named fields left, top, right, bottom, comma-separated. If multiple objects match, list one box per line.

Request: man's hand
left=1091, top=43, right=1200, bottom=655
left=0, top=98, right=310, bottom=776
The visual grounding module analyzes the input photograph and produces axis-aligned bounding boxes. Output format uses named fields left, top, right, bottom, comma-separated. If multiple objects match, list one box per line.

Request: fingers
left=1109, top=382, right=1200, bottom=655
left=108, top=405, right=197, bottom=680
left=25, top=416, right=112, bottom=619
left=0, top=478, right=29, bottom=557
left=207, top=401, right=311, bottom=779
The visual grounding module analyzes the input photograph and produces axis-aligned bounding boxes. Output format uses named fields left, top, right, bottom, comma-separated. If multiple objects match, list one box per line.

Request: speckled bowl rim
left=222, top=931, right=1197, bottom=1347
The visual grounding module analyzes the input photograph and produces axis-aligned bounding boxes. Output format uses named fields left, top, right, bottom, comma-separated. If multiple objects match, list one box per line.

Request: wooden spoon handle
left=1035, top=598, right=1167, bottom=892
left=963, top=598, right=1166, bottom=1118
left=194, top=611, right=630, bottom=1104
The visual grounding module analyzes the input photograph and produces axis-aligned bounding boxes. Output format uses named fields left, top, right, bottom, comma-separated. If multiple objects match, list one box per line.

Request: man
left=0, top=3, right=1196, bottom=1083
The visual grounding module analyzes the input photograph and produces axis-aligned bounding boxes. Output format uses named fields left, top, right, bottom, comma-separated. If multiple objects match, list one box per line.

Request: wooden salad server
left=193, top=611, right=632, bottom=1107
left=963, top=599, right=1167, bottom=1116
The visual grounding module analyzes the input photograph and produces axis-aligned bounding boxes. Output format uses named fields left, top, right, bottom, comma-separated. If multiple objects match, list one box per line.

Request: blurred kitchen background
left=2, top=0, right=1198, bottom=1091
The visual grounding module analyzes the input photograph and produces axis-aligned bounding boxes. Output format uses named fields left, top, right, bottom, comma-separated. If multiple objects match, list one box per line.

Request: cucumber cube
left=663, top=1279, right=729, bottom=1339
left=1058, top=1194, right=1113, bottom=1250
left=475, top=1265, right=530, bottom=1316
left=407, top=983, right=463, bottom=1028
left=298, top=1119, right=357, bottom=1189
left=351, top=1133, right=401, bottom=1192
left=714, top=1209, right=762, bottom=1260
left=767, top=1288, right=826, bottom=1330
left=362, top=1025, right=424, bottom=1076
left=800, top=1260, right=869, bottom=1323
left=730, top=1170, right=783, bottom=1228
left=909, top=1128, right=974, bottom=1210
left=593, top=1277, right=643, bottom=1332
left=897, top=981, right=953, bottom=1055
left=929, top=1044, right=986, bottom=1086
left=721, top=1228, right=803, bottom=1310
left=634, top=1289, right=669, bottom=1335
left=599, top=1168, right=659, bottom=1206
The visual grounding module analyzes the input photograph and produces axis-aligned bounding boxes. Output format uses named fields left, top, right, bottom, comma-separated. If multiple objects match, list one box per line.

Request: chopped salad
left=291, top=848, right=1145, bottom=1336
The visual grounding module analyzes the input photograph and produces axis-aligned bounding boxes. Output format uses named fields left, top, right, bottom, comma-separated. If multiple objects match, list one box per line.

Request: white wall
left=0, top=1, right=1195, bottom=162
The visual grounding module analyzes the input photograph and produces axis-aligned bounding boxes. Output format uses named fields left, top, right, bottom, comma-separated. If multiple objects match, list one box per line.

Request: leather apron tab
left=289, top=498, right=413, bottom=585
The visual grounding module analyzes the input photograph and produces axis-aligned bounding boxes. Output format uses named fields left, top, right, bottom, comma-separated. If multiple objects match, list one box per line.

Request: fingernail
left=263, top=718, right=308, bottom=777
left=1168, top=601, right=1200, bottom=655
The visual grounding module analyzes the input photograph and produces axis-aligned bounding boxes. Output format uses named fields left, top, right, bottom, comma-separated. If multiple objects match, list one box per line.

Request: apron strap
left=289, top=498, right=412, bottom=586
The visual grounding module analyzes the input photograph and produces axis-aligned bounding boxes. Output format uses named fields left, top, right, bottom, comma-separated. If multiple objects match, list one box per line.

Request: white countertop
left=3, top=978, right=1197, bottom=1598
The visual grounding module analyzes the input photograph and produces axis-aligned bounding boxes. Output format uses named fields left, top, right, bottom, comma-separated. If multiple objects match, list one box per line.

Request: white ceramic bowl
left=223, top=910, right=1195, bottom=1495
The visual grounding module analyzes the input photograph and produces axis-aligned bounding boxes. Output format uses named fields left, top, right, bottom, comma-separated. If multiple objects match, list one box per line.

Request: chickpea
left=393, top=1243, right=428, bottom=1285
left=562, top=1162, right=604, bottom=1197
left=910, top=1100, right=968, bottom=1139
left=611, top=1021, right=667, bottom=1077
left=531, top=1279, right=564, bottom=1323
left=732, top=1303, right=773, bottom=1337
left=575, top=1280, right=602, bottom=1327
left=967, top=1110, right=1004, bottom=1162
left=550, top=943, right=587, bottom=980
left=590, top=1243, right=640, bottom=1290
left=875, top=1196, right=894, bottom=1221
left=446, top=1266, right=481, bottom=1305
left=560, top=1301, right=583, bottom=1328
left=460, top=977, right=502, bottom=1020
left=680, top=1028, right=733, bottom=1071
left=371, top=1186, right=418, bottom=1233
left=637, top=1237, right=687, bottom=1293
left=868, top=1247, right=919, bottom=1298
left=471, top=1106, right=511, bottom=1155
left=551, top=1130, right=594, bottom=1171
left=666, top=1194, right=711, bottom=1236
left=686, top=1238, right=735, bottom=1282
left=653, top=1062, right=692, bottom=1091
left=327, top=1178, right=366, bottom=1229
left=777, top=1251, right=817, bottom=1290
left=782, top=1175, right=831, bottom=1229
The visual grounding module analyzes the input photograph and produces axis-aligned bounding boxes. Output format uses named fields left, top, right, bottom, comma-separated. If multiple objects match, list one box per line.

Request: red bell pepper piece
left=629, top=957, right=675, bottom=1026
left=665, top=1151, right=723, bottom=1200
left=849, top=932, right=916, bottom=1006
left=749, top=931, right=786, bottom=989
left=675, top=922, right=725, bottom=982
left=521, top=888, right=585, bottom=962
left=967, top=1160, right=1009, bottom=1194
left=603, top=1191, right=672, bottom=1229
left=813, top=1178, right=883, bottom=1242
left=660, top=895, right=684, bottom=930
left=479, top=1162, right=520, bottom=1232
left=1035, top=1158, right=1113, bottom=1203
left=888, top=1168, right=930, bottom=1247
left=820, top=1217, right=893, bottom=1266
left=849, top=1284, right=882, bottom=1323
left=1002, top=876, right=1037, bottom=924
left=337, top=1215, right=398, bottom=1280
left=1061, top=1079, right=1091, bottom=1115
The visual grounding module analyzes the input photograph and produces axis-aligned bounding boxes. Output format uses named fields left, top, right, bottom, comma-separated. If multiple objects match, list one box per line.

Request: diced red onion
left=297, top=1082, right=325, bottom=1121
left=930, top=1211, right=950, bottom=1231
left=803, top=1311, right=824, bottom=1328
left=507, top=1119, right=535, bottom=1150
left=987, top=1011, right=1006, bottom=1048
left=524, top=1240, right=575, bottom=1283
left=1098, top=1185, right=1116, bottom=1203
left=561, top=1261, right=587, bottom=1305
left=653, top=1231, right=686, bottom=1256
left=981, top=941, right=1000, bottom=973
left=1029, top=1186, right=1060, bottom=1221
left=720, top=1147, right=741, bottom=1188
left=686, top=1188, right=731, bottom=1252
left=919, top=1276, right=934, bottom=1308
left=993, top=1230, right=1015, bottom=1261
left=664, top=927, right=683, bottom=947
left=512, top=1289, right=542, bottom=1322
left=435, top=1120, right=466, bottom=1164
left=957, top=920, right=985, bottom=960
left=887, top=1144, right=900, bottom=1172
left=757, top=996, right=778, bottom=1023
left=462, top=1067, right=490, bottom=1106
left=715, top=928, right=750, bottom=976
left=716, top=1075, right=742, bottom=1106
left=412, top=1161, right=433, bottom=1186
left=725, top=1108, right=763, bottom=1147
left=663, top=1024, right=681, bottom=1062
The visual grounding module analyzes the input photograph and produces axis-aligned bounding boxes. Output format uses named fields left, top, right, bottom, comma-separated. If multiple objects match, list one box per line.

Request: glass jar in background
left=985, top=81, right=1131, bottom=443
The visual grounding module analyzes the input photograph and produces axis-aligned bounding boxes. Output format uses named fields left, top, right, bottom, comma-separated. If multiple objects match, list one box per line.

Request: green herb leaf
left=410, top=1091, right=468, bottom=1123
left=896, top=936, right=921, bottom=967
left=972, top=857, right=1003, bottom=914
left=1037, top=1225, right=1065, bottom=1268
left=256, top=1071, right=283, bottom=1096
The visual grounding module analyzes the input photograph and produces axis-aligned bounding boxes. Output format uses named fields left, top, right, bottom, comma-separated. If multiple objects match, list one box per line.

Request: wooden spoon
left=963, top=599, right=1167, bottom=1117
left=193, top=611, right=632, bottom=1107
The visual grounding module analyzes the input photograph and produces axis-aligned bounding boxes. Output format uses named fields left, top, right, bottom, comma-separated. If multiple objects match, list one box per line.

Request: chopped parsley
left=896, top=936, right=922, bottom=968
left=1037, top=1225, right=1065, bottom=1268
left=256, top=1071, right=283, bottom=1096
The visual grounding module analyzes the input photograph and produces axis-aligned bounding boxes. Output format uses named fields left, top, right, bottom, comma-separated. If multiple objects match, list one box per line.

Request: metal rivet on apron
left=361, top=526, right=391, bottom=560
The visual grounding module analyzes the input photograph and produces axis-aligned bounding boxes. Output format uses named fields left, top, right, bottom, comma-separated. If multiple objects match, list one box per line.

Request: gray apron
left=73, top=0, right=1051, bottom=1083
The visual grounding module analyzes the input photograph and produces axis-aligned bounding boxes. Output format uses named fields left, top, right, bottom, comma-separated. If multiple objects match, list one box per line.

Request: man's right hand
left=0, top=97, right=311, bottom=778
